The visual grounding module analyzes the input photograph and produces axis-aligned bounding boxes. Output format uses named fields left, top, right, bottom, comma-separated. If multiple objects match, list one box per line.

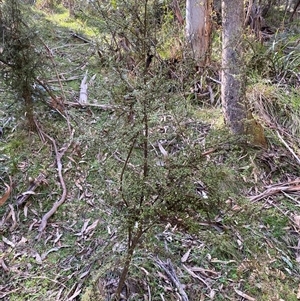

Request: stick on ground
left=37, top=131, right=73, bottom=237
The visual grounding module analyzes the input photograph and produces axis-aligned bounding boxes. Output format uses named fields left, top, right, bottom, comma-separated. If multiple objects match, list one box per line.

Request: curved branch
left=37, top=131, right=73, bottom=237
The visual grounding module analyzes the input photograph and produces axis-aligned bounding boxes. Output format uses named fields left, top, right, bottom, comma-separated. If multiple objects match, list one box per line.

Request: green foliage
left=261, top=210, right=289, bottom=238
left=0, top=0, right=49, bottom=129
left=247, top=28, right=300, bottom=87
left=89, top=1, right=245, bottom=296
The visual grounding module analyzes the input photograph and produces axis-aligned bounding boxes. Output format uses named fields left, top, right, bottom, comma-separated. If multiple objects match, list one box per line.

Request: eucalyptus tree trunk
left=69, top=0, right=75, bottom=17
left=221, top=0, right=247, bottom=135
left=186, top=0, right=212, bottom=68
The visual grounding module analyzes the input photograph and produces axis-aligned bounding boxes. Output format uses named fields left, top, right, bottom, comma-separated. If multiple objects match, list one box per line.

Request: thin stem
left=120, top=134, right=139, bottom=208
left=114, top=226, right=143, bottom=300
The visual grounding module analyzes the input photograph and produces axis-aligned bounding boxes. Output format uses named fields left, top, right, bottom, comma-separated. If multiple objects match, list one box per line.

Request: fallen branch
left=249, top=178, right=300, bottom=202
left=154, top=257, right=189, bottom=301
left=38, top=131, right=73, bottom=236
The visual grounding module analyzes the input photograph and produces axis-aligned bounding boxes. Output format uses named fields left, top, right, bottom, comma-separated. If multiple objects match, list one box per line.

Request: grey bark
left=221, top=0, right=247, bottom=135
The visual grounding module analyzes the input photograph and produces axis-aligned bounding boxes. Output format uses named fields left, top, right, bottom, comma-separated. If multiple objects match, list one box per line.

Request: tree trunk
left=290, top=0, right=300, bottom=20
left=221, top=0, right=267, bottom=147
left=186, top=0, right=212, bottom=68
left=69, top=0, right=75, bottom=17
left=221, top=0, right=247, bottom=135
left=22, top=85, right=36, bottom=131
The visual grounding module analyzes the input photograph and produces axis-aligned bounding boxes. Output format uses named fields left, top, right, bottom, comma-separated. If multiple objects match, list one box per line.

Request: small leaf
left=181, top=248, right=191, bottom=263
left=35, top=252, right=43, bottom=264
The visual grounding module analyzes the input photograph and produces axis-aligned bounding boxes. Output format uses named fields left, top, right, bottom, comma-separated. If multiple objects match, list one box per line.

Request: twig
left=70, top=32, right=93, bottom=44
left=154, top=257, right=189, bottom=301
left=276, top=130, right=300, bottom=165
left=38, top=131, right=74, bottom=236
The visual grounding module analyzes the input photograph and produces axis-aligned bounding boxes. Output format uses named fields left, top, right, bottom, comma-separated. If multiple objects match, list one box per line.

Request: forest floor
left=1, top=4, right=300, bottom=301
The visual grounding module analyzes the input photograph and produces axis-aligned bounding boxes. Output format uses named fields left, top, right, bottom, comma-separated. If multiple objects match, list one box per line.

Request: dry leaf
left=211, top=258, right=236, bottom=264
left=182, top=264, right=209, bottom=287
left=17, top=237, right=28, bottom=246
left=0, top=258, right=10, bottom=272
left=296, top=240, right=300, bottom=263
left=158, top=142, right=168, bottom=157
left=79, top=268, right=91, bottom=279
left=8, top=204, right=17, bottom=231
left=75, top=179, right=83, bottom=191
left=209, top=289, right=216, bottom=299
left=0, top=182, right=11, bottom=206
left=75, top=219, right=90, bottom=236
left=24, top=205, right=28, bottom=218
left=2, top=236, right=15, bottom=248
left=35, top=252, right=43, bottom=264
left=85, top=219, right=99, bottom=234
left=191, top=266, right=219, bottom=278
left=294, top=215, right=300, bottom=228
left=67, top=285, right=82, bottom=300
left=234, top=288, right=256, bottom=301
left=157, top=271, right=169, bottom=281
left=139, top=266, right=150, bottom=276
left=181, top=249, right=191, bottom=263
left=22, top=191, right=36, bottom=196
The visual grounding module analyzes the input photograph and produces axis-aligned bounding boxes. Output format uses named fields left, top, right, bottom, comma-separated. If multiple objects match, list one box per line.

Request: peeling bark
left=186, top=0, right=212, bottom=67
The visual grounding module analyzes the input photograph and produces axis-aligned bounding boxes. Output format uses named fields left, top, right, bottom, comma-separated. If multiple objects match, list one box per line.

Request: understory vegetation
left=1, top=1, right=300, bottom=300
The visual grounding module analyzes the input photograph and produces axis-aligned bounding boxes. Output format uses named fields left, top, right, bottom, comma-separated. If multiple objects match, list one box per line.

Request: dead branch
left=16, top=173, right=47, bottom=206
left=38, top=131, right=74, bottom=236
left=249, top=178, right=300, bottom=202
left=154, top=257, right=189, bottom=301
